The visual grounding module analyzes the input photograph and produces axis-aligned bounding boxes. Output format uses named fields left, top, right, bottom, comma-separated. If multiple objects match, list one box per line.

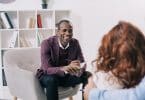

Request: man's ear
left=56, top=30, right=59, bottom=36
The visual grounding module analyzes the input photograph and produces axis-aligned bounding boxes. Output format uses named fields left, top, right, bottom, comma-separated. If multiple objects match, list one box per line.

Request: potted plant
left=41, top=0, right=48, bottom=9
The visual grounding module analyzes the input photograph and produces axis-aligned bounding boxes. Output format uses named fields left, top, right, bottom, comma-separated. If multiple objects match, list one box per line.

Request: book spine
left=0, top=17, right=5, bottom=29
left=28, top=17, right=35, bottom=28
left=0, top=12, right=13, bottom=29
left=37, top=32, right=43, bottom=43
left=37, top=14, right=42, bottom=28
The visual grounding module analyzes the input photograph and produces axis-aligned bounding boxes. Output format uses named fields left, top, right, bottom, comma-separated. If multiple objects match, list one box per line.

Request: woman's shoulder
left=93, top=71, right=124, bottom=90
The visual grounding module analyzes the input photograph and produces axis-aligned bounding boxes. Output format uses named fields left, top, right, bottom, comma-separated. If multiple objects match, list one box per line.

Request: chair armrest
left=5, top=66, right=46, bottom=100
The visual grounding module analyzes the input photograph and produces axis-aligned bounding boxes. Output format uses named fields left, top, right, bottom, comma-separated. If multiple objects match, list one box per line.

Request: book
left=0, top=17, right=5, bottom=29
left=0, top=12, right=13, bottom=29
left=37, top=14, right=42, bottom=28
left=37, top=32, right=42, bottom=43
left=8, top=31, right=18, bottom=48
left=37, top=32, right=46, bottom=43
left=28, top=17, right=35, bottom=28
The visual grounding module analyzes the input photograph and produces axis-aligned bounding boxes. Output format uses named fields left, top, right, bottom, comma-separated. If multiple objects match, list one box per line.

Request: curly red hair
left=94, top=21, right=145, bottom=88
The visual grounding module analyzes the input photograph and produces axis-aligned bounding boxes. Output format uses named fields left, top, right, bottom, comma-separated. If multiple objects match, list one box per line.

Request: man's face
left=57, top=22, right=73, bottom=45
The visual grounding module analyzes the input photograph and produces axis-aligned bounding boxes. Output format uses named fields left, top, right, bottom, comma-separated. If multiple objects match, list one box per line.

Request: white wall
left=1, top=0, right=145, bottom=71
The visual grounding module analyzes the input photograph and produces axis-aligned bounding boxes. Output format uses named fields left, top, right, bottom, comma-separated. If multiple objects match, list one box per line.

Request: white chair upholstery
left=3, top=48, right=79, bottom=100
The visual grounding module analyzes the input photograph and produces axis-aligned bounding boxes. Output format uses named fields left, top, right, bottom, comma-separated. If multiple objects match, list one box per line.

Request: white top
left=58, top=39, right=69, bottom=49
left=93, top=71, right=124, bottom=90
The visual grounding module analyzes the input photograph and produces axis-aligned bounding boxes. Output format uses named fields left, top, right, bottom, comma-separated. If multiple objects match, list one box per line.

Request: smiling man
left=36, top=19, right=91, bottom=100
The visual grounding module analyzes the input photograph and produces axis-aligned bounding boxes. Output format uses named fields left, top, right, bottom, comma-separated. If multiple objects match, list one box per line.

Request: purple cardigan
left=37, top=36, right=84, bottom=78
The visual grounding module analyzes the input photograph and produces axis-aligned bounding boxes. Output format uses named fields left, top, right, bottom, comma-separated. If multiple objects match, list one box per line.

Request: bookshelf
left=0, top=9, right=71, bottom=86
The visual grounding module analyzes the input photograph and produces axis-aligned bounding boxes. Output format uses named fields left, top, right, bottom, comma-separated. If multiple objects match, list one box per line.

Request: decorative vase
left=42, top=4, right=48, bottom=9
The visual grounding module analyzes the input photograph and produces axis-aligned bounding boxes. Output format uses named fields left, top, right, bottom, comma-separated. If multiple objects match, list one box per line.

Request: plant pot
left=42, top=4, right=48, bottom=9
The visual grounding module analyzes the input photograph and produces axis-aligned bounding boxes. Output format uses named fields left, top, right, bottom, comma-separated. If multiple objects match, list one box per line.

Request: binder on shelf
left=8, top=31, right=18, bottom=48
left=37, top=32, right=45, bottom=43
left=37, top=14, right=42, bottom=28
left=0, top=12, right=14, bottom=29
left=37, top=33, right=41, bottom=46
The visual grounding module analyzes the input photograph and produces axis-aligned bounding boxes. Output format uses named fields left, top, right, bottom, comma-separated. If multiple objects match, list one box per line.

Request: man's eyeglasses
left=61, top=29, right=73, bottom=33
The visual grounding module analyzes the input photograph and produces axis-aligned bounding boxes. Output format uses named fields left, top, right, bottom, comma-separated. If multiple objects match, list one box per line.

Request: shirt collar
left=58, top=39, right=69, bottom=49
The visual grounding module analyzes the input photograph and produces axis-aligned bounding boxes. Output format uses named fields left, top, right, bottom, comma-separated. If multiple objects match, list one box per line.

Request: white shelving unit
left=0, top=9, right=71, bottom=86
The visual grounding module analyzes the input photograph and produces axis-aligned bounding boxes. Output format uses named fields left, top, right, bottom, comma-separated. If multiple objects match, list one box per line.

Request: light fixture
left=0, top=0, right=16, bottom=4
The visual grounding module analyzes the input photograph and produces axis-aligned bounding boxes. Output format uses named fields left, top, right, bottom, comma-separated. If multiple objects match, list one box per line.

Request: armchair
left=3, top=48, right=80, bottom=100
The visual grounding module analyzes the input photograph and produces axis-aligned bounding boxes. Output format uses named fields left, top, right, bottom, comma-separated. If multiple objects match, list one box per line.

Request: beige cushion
left=17, top=63, right=40, bottom=74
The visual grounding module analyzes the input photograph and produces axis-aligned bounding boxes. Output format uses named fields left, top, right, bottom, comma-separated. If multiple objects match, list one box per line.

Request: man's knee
left=40, top=75, right=58, bottom=87
left=47, top=76, right=58, bottom=83
left=82, top=71, right=92, bottom=87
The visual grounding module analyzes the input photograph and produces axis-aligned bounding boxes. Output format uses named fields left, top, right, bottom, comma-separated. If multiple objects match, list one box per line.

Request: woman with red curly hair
left=84, top=21, right=145, bottom=100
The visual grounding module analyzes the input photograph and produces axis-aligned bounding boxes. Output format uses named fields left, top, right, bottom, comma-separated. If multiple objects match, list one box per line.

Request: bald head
left=57, top=20, right=73, bottom=47
left=56, top=20, right=73, bottom=30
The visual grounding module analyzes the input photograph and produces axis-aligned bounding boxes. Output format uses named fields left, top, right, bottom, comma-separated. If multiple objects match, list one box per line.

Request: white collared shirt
left=58, top=39, right=69, bottom=49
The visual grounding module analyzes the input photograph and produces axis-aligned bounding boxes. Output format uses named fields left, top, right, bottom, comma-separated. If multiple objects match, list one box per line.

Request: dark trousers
left=39, top=71, right=91, bottom=100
